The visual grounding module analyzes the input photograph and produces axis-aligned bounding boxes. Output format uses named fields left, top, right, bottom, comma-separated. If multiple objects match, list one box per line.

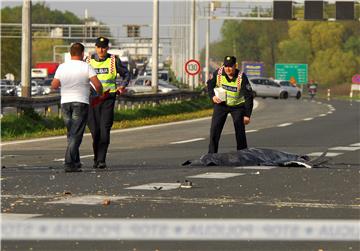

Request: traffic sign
left=352, top=74, right=360, bottom=84
left=275, top=64, right=308, bottom=84
left=185, top=59, right=201, bottom=76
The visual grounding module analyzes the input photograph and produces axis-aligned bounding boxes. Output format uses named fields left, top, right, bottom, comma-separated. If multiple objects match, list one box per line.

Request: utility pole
left=205, top=2, right=210, bottom=83
left=21, top=0, right=31, bottom=97
left=152, top=0, right=159, bottom=93
left=189, top=0, right=196, bottom=90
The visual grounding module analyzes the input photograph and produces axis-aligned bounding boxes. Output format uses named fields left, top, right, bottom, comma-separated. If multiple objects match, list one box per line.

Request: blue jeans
left=62, top=102, right=89, bottom=168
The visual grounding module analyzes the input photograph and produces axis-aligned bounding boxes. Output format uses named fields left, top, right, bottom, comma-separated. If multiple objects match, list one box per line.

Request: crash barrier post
left=327, top=89, right=331, bottom=100
left=350, top=84, right=360, bottom=98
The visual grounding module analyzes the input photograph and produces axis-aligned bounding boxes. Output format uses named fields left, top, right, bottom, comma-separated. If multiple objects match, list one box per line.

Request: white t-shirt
left=54, top=60, right=97, bottom=104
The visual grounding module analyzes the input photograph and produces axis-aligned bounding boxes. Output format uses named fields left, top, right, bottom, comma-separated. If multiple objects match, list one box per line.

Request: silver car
left=274, top=80, right=302, bottom=99
left=249, top=77, right=284, bottom=99
left=126, top=76, right=179, bottom=95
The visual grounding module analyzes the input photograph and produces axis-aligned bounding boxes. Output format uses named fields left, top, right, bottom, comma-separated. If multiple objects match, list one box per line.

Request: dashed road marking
left=234, top=166, right=277, bottom=170
left=303, top=117, right=313, bottom=121
left=1, top=213, right=42, bottom=220
left=319, top=114, right=327, bottom=117
left=277, top=123, right=293, bottom=127
left=307, top=152, right=343, bottom=157
left=54, top=154, right=94, bottom=162
left=170, top=138, right=205, bottom=145
left=328, top=146, right=360, bottom=151
left=246, top=129, right=258, bottom=133
left=46, top=195, right=128, bottom=205
left=125, top=183, right=181, bottom=190
left=187, top=172, right=246, bottom=179
left=350, top=143, right=360, bottom=147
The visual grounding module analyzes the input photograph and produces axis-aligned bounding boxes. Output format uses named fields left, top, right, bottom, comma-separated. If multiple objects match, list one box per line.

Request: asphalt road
left=1, top=98, right=359, bottom=251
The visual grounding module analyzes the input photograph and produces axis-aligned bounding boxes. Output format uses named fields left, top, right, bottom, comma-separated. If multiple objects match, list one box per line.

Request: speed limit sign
left=185, top=59, right=201, bottom=76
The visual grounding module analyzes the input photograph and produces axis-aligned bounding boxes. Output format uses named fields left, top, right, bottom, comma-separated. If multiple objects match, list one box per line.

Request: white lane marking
left=329, top=146, right=360, bottom=151
left=1, top=213, right=42, bottom=220
left=317, top=102, right=322, bottom=105
left=2, top=219, right=359, bottom=241
left=170, top=138, right=205, bottom=145
left=187, top=172, right=246, bottom=179
left=1, top=194, right=54, bottom=199
left=303, top=117, right=313, bottom=121
left=327, top=111, right=333, bottom=114
left=125, top=183, right=181, bottom=191
left=0, top=155, right=19, bottom=159
left=350, top=143, right=360, bottom=147
left=246, top=129, right=258, bottom=133
left=234, top=166, right=277, bottom=170
left=307, top=152, right=343, bottom=157
left=277, top=123, right=292, bottom=127
left=54, top=154, right=94, bottom=162
left=319, top=114, right=327, bottom=117
left=46, top=195, right=128, bottom=205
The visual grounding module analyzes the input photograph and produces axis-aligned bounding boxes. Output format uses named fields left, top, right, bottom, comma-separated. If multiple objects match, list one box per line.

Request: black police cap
left=223, top=56, right=236, bottom=67
left=95, top=37, right=109, bottom=48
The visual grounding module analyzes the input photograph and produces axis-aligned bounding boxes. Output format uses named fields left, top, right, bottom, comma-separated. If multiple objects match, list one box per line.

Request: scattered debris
left=102, top=199, right=111, bottom=206
left=180, top=180, right=193, bottom=189
left=63, top=191, right=72, bottom=196
left=153, top=186, right=163, bottom=190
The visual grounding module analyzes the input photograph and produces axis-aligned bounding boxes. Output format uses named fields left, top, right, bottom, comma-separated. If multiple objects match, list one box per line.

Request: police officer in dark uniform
left=207, top=56, right=254, bottom=153
left=87, top=37, right=130, bottom=168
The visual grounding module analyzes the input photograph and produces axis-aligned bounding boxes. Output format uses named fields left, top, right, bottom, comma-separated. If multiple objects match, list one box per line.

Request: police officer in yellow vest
left=87, top=37, right=130, bottom=169
left=207, top=56, right=253, bottom=153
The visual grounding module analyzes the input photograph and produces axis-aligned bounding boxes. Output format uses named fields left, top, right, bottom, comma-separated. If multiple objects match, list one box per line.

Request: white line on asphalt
left=125, top=183, right=181, bottom=190
left=307, top=152, right=343, bottom=157
left=54, top=154, right=94, bottom=162
left=170, top=138, right=205, bottom=145
left=234, top=166, right=277, bottom=170
left=1, top=213, right=42, bottom=220
left=277, top=123, right=293, bottom=127
left=350, top=143, right=360, bottom=147
left=246, top=129, right=258, bottom=133
left=328, top=146, right=360, bottom=151
left=303, top=117, right=314, bottom=121
left=187, top=172, right=246, bottom=179
left=319, top=114, right=327, bottom=117
left=46, top=195, right=128, bottom=205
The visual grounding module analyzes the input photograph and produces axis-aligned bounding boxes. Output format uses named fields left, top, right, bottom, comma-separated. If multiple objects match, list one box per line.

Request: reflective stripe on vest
left=89, top=55, right=117, bottom=92
left=216, top=66, right=245, bottom=106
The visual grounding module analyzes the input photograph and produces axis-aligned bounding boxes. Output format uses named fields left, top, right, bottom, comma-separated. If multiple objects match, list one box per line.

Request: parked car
left=0, top=80, right=17, bottom=96
left=274, top=80, right=302, bottom=99
left=16, top=80, right=45, bottom=96
left=249, top=77, right=285, bottom=99
left=39, top=78, right=56, bottom=95
left=126, top=76, right=179, bottom=95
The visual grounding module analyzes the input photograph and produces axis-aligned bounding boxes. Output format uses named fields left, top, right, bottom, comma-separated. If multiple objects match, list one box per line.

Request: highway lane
left=1, top=98, right=359, bottom=251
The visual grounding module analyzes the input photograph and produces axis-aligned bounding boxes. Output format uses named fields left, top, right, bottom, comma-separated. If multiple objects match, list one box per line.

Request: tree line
left=1, top=3, right=109, bottom=79
left=202, top=17, right=359, bottom=87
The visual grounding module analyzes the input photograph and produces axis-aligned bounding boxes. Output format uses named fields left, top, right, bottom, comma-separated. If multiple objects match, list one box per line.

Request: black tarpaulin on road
left=183, top=148, right=328, bottom=168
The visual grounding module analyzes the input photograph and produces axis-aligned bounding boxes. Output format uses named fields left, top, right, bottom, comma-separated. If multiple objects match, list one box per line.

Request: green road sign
left=275, top=64, right=308, bottom=85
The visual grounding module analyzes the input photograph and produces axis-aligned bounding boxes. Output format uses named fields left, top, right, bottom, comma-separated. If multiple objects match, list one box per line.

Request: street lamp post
left=152, top=0, right=159, bottom=93
left=21, top=0, right=32, bottom=97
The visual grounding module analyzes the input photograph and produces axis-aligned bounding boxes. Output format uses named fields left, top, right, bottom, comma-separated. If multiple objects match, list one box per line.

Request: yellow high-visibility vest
left=216, top=66, right=245, bottom=106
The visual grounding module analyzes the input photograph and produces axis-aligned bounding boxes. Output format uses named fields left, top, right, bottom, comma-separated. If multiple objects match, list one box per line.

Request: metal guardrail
left=1, top=91, right=202, bottom=116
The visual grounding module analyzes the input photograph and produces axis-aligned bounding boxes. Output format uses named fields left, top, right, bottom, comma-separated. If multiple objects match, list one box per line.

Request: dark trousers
left=88, top=96, right=116, bottom=163
left=208, top=104, right=247, bottom=153
left=62, top=102, right=89, bottom=167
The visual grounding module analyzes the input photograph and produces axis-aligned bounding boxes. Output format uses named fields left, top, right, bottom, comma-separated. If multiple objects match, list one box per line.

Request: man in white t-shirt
left=52, top=43, right=102, bottom=172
